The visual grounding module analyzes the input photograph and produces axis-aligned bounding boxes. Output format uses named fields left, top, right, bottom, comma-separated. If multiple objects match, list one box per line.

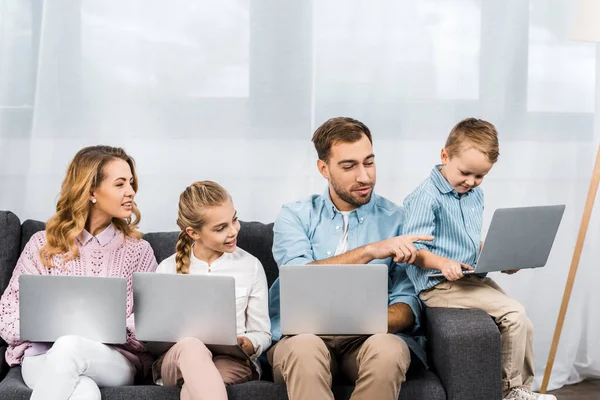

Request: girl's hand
left=237, top=336, right=255, bottom=355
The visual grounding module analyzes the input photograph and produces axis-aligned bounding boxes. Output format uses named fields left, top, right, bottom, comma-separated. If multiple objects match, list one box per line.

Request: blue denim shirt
left=269, top=189, right=427, bottom=366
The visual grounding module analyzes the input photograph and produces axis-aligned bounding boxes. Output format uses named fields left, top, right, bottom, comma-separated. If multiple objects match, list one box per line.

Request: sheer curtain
left=0, top=0, right=598, bottom=391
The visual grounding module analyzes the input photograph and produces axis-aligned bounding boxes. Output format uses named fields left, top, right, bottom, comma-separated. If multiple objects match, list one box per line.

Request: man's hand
left=441, top=260, right=474, bottom=281
left=501, top=269, right=520, bottom=275
left=237, top=336, right=255, bottom=355
left=366, top=235, right=434, bottom=264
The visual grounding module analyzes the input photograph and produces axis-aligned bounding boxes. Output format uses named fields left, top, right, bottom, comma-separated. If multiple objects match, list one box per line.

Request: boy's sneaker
left=503, top=387, right=557, bottom=400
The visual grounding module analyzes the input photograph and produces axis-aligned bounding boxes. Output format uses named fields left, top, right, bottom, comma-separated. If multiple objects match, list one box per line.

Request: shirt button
left=336, top=226, right=340, bottom=230
left=327, top=251, right=332, bottom=255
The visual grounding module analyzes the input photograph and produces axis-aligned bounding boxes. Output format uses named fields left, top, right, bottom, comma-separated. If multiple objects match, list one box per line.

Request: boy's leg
left=420, top=276, right=534, bottom=396
left=212, top=355, right=253, bottom=385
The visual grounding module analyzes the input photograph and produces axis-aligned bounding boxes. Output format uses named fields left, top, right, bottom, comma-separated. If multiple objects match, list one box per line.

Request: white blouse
left=156, top=246, right=272, bottom=357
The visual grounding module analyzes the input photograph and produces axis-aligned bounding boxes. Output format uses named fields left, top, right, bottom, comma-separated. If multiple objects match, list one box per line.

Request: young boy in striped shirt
left=402, top=118, right=555, bottom=400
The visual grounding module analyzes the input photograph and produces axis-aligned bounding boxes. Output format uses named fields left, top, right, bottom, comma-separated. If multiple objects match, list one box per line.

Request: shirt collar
left=77, top=223, right=116, bottom=247
left=322, top=186, right=376, bottom=223
left=430, top=164, right=460, bottom=197
left=190, top=243, right=229, bottom=268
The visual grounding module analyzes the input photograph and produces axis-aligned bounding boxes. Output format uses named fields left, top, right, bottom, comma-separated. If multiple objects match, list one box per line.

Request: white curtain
left=0, top=0, right=598, bottom=391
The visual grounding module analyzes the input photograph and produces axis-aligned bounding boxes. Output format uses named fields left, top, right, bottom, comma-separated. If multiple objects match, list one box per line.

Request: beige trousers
left=268, top=333, right=411, bottom=400
left=159, top=337, right=253, bottom=400
left=420, top=275, right=535, bottom=396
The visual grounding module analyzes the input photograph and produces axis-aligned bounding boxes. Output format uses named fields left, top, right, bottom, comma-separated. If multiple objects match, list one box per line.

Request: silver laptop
left=429, top=205, right=565, bottom=278
left=279, top=264, right=388, bottom=335
left=19, top=275, right=127, bottom=344
left=133, top=272, right=249, bottom=360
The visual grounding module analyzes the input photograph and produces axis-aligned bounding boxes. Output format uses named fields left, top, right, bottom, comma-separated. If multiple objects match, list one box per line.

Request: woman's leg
left=29, top=335, right=135, bottom=400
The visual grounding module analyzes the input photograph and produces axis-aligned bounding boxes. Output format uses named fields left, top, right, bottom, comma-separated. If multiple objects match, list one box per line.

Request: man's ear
left=317, top=159, right=329, bottom=180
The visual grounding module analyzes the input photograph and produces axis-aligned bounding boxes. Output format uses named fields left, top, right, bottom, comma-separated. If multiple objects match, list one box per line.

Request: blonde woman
left=155, top=181, right=271, bottom=400
left=0, top=146, right=158, bottom=400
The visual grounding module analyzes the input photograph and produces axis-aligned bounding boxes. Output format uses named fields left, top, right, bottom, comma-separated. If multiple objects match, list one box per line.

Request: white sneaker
left=503, top=387, right=557, bottom=400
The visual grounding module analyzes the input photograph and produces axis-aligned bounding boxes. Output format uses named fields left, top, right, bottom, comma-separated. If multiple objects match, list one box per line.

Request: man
left=268, top=117, right=433, bottom=400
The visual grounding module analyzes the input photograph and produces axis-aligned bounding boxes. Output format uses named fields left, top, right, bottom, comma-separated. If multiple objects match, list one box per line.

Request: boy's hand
left=502, top=269, right=520, bottom=275
left=441, top=260, right=474, bottom=281
left=237, top=336, right=255, bottom=355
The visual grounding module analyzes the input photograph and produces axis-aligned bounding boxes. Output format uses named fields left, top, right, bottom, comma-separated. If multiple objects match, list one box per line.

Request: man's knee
left=273, top=334, right=331, bottom=373
left=360, top=334, right=411, bottom=374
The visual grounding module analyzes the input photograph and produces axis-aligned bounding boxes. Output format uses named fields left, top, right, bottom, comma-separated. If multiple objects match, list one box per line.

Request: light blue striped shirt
left=269, top=189, right=427, bottom=366
left=403, top=165, right=484, bottom=294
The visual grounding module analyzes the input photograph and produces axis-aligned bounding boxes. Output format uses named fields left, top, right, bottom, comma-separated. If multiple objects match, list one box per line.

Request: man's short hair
left=312, top=117, right=373, bottom=162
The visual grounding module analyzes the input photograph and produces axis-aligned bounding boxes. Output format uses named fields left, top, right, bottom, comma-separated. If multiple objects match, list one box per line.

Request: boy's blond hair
left=445, top=118, right=499, bottom=163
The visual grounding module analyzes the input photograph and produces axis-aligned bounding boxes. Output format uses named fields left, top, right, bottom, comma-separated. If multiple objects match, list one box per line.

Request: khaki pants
left=420, top=276, right=534, bottom=396
left=268, top=333, right=411, bottom=400
left=158, top=337, right=253, bottom=400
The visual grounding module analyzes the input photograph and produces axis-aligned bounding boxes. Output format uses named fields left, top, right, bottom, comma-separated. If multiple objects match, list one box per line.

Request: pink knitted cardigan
left=0, top=226, right=158, bottom=377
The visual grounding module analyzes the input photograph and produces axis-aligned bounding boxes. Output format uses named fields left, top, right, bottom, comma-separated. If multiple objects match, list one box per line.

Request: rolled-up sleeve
left=388, top=263, right=423, bottom=333
left=402, top=190, right=438, bottom=252
left=272, top=204, right=314, bottom=267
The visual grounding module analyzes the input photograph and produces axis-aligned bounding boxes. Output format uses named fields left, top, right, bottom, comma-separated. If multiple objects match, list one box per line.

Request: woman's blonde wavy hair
left=175, top=181, right=230, bottom=274
left=39, top=146, right=142, bottom=267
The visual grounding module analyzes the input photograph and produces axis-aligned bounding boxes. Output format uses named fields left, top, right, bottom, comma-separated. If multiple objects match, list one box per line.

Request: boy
left=403, top=118, right=555, bottom=400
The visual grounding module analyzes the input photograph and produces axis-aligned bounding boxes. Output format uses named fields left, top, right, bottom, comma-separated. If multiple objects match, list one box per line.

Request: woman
left=0, top=145, right=158, bottom=400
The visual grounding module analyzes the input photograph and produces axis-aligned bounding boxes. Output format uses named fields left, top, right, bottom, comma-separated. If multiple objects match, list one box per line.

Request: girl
left=0, top=145, right=158, bottom=400
left=155, top=181, right=271, bottom=400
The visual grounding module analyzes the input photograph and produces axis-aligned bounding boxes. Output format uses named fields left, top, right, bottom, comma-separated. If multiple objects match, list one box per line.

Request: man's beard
left=330, top=176, right=373, bottom=208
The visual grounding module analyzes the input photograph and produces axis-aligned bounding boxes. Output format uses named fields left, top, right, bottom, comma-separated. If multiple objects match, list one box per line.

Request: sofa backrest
left=0, top=212, right=279, bottom=294
left=0, top=212, right=21, bottom=296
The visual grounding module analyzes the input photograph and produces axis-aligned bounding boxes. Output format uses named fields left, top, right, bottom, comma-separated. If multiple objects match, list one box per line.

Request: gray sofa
left=0, top=210, right=502, bottom=400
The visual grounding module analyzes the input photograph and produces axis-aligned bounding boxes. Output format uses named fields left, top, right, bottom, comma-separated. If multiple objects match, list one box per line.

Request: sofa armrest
left=425, top=307, right=502, bottom=400
left=0, top=344, right=8, bottom=381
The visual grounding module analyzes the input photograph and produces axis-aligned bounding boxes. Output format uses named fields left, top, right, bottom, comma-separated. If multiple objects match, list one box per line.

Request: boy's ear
left=440, top=148, right=449, bottom=165
left=317, top=159, right=330, bottom=180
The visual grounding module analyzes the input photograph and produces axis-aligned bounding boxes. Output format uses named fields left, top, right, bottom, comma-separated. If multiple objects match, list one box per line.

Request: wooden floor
left=547, top=379, right=600, bottom=399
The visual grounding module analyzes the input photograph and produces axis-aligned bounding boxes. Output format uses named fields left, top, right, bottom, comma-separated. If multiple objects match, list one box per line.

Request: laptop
left=19, top=275, right=127, bottom=344
left=429, top=205, right=565, bottom=278
left=133, top=272, right=250, bottom=361
left=279, top=264, right=388, bottom=336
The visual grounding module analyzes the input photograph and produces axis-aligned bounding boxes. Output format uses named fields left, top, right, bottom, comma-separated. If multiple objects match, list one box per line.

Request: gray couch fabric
left=0, top=211, right=502, bottom=399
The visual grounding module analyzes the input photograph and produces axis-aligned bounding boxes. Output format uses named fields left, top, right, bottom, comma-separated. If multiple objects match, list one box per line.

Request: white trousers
left=22, top=335, right=136, bottom=400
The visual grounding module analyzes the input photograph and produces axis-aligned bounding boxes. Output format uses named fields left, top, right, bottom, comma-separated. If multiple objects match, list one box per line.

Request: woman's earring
left=91, top=198, right=97, bottom=204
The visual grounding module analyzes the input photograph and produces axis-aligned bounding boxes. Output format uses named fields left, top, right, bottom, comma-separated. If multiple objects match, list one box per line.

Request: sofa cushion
left=0, top=212, right=21, bottom=296
left=16, top=220, right=279, bottom=288
left=143, top=221, right=279, bottom=288
left=19, top=220, right=45, bottom=254
left=0, top=365, right=444, bottom=400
